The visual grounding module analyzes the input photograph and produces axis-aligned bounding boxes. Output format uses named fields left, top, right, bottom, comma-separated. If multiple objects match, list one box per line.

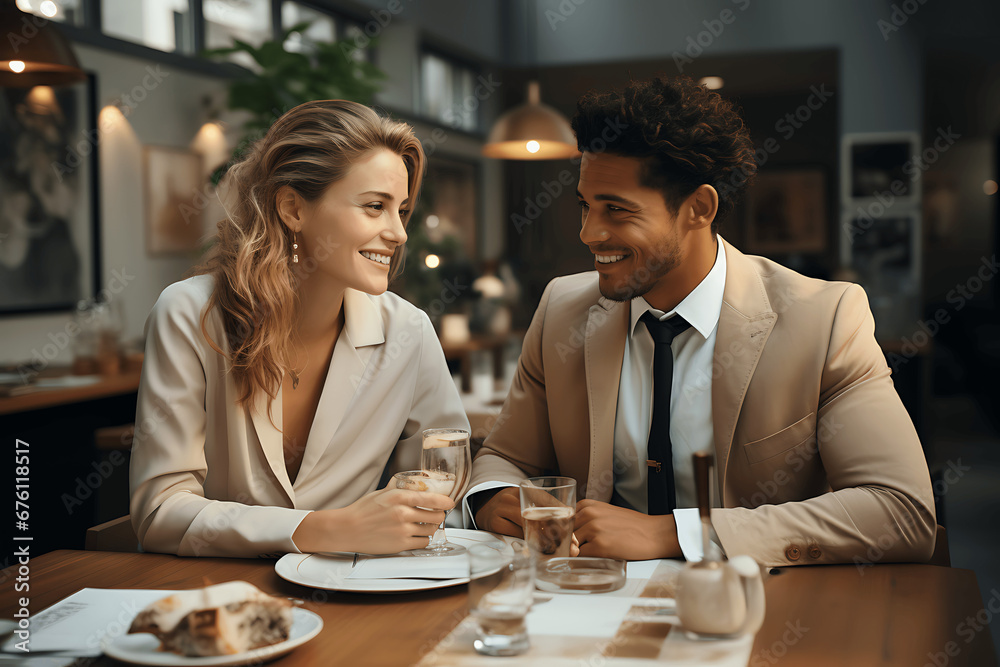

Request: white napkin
left=526, top=595, right=641, bottom=637
left=346, top=553, right=468, bottom=580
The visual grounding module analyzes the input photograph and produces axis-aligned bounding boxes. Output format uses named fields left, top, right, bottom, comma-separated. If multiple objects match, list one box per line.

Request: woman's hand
left=292, top=488, right=454, bottom=554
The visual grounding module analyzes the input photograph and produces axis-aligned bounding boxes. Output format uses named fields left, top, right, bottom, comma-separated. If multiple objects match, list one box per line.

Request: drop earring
left=292, top=231, right=299, bottom=264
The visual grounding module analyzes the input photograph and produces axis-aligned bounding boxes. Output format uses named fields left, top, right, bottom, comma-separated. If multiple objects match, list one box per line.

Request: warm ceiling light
left=425, top=254, right=441, bottom=269
left=482, top=81, right=579, bottom=160
left=39, top=1, right=58, bottom=17
left=699, top=76, right=724, bottom=90
left=25, top=85, right=62, bottom=116
left=0, top=3, right=85, bottom=87
left=985, top=180, right=998, bottom=196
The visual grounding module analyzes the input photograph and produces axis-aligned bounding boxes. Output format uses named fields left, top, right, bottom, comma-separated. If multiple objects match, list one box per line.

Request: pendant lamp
left=0, top=0, right=86, bottom=87
left=482, top=81, right=579, bottom=160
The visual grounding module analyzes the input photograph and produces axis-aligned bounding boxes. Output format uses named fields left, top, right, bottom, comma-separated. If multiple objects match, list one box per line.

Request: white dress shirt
left=614, top=237, right=726, bottom=559
left=465, top=239, right=727, bottom=560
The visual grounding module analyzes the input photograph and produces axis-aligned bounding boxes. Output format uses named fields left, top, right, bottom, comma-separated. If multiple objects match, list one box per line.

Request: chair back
left=85, top=515, right=139, bottom=552
left=928, top=524, right=950, bottom=567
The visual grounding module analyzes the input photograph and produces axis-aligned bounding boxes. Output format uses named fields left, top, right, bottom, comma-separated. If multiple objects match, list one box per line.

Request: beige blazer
left=130, top=275, right=469, bottom=558
left=471, top=239, right=936, bottom=567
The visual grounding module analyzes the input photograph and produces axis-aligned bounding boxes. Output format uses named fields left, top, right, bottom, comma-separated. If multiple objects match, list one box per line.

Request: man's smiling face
left=577, top=151, right=683, bottom=302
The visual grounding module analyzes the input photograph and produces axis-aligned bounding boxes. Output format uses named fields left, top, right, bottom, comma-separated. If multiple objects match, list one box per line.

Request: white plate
left=101, top=607, right=322, bottom=666
left=275, top=529, right=507, bottom=593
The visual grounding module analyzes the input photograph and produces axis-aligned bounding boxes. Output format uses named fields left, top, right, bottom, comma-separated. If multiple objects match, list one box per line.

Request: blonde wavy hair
left=195, top=100, right=425, bottom=414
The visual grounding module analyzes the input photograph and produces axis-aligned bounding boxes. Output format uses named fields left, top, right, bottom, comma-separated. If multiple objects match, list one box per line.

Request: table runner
left=417, top=560, right=753, bottom=666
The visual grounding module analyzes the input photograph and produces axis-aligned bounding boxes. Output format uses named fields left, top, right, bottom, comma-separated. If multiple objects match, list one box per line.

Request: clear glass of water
left=519, top=476, right=577, bottom=564
left=468, top=542, right=534, bottom=656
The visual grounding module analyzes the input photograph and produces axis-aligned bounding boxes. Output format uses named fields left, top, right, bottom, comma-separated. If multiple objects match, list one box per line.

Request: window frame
left=33, top=0, right=371, bottom=78
left=417, top=44, right=485, bottom=133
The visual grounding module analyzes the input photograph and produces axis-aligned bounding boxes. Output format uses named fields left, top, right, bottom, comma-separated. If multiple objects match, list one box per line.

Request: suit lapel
left=293, top=289, right=384, bottom=485
left=249, top=384, right=295, bottom=503
left=712, top=240, right=776, bottom=504
left=583, top=298, right=628, bottom=500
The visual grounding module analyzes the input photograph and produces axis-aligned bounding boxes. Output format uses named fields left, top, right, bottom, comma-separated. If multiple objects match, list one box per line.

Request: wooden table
left=2, top=551, right=995, bottom=666
left=0, top=370, right=141, bottom=415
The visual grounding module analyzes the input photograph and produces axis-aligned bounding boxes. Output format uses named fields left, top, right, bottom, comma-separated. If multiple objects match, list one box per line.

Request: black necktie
left=641, top=311, right=692, bottom=515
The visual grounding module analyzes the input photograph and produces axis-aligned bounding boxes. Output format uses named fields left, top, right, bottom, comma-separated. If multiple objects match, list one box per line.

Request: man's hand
left=574, top=499, right=682, bottom=560
left=473, top=487, right=524, bottom=537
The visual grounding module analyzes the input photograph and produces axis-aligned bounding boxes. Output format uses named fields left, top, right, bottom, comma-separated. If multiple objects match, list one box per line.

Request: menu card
left=1, top=588, right=167, bottom=659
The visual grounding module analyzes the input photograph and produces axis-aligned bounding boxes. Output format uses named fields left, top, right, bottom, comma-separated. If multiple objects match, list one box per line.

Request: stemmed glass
left=419, top=427, right=471, bottom=556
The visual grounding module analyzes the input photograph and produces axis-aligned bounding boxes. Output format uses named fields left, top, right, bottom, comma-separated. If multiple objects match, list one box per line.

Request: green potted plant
left=202, top=22, right=386, bottom=182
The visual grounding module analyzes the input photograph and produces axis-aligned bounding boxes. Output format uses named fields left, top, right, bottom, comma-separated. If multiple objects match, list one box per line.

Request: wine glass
left=419, top=428, right=471, bottom=556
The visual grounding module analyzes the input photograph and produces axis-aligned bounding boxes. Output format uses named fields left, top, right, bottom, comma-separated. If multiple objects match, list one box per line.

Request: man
left=465, top=77, right=935, bottom=567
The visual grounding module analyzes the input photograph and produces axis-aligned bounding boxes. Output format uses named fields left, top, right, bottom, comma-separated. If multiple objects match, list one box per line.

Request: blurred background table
left=1, top=368, right=142, bottom=557
left=0, top=369, right=141, bottom=416
left=2, top=550, right=994, bottom=666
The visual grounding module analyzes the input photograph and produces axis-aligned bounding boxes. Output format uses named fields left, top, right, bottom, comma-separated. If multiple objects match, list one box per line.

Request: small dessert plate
left=101, top=607, right=323, bottom=666
left=535, top=557, right=627, bottom=594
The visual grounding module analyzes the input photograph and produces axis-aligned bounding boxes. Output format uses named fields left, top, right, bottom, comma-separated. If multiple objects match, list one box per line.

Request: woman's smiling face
left=294, top=148, right=410, bottom=295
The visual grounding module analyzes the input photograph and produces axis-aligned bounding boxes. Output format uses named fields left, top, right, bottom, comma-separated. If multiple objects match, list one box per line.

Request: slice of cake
left=128, top=581, right=294, bottom=656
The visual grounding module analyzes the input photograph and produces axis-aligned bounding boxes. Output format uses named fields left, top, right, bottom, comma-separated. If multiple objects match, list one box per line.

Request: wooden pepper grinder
left=692, top=451, right=716, bottom=562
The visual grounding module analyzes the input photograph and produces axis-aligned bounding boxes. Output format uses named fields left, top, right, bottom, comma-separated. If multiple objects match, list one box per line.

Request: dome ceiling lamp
left=482, top=81, right=579, bottom=160
left=0, top=0, right=86, bottom=87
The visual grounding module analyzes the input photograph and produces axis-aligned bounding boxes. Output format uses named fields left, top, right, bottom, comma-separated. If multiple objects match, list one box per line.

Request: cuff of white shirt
left=673, top=508, right=725, bottom=562
left=285, top=510, right=313, bottom=555
left=462, top=481, right=518, bottom=529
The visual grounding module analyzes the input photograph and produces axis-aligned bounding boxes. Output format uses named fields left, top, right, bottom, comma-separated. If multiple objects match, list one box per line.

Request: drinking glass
left=391, top=470, right=454, bottom=557
left=468, top=542, right=534, bottom=656
left=419, top=428, right=471, bottom=555
left=519, top=477, right=576, bottom=567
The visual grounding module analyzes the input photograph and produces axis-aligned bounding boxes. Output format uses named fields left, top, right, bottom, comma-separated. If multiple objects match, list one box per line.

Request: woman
left=130, top=100, right=469, bottom=558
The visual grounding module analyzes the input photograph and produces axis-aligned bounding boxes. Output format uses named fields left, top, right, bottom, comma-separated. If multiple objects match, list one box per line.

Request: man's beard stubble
left=598, top=239, right=683, bottom=303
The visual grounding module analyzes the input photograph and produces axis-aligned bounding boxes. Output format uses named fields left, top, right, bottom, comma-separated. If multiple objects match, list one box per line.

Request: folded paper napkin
left=346, top=553, right=469, bottom=580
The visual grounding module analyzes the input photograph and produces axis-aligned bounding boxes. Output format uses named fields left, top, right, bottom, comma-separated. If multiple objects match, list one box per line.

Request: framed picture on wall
left=840, top=211, right=921, bottom=339
left=841, top=132, right=921, bottom=206
left=744, top=167, right=828, bottom=255
left=0, top=75, right=100, bottom=315
left=846, top=212, right=920, bottom=287
left=423, top=154, right=480, bottom=259
left=144, top=145, right=205, bottom=255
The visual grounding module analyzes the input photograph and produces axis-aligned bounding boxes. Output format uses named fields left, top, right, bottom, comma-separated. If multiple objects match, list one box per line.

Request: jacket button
left=785, top=545, right=801, bottom=561
left=808, top=545, right=822, bottom=560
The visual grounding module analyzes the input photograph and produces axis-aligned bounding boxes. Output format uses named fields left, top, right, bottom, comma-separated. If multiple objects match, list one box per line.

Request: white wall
left=1, top=12, right=506, bottom=365
left=1, top=44, right=230, bottom=365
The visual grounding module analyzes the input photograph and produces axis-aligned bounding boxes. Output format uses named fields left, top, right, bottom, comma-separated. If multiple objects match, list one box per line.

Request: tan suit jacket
left=130, top=275, right=468, bottom=558
left=471, top=239, right=936, bottom=567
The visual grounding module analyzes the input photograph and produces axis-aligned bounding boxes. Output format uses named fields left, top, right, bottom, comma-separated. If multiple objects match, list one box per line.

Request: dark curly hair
left=571, top=76, right=757, bottom=233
